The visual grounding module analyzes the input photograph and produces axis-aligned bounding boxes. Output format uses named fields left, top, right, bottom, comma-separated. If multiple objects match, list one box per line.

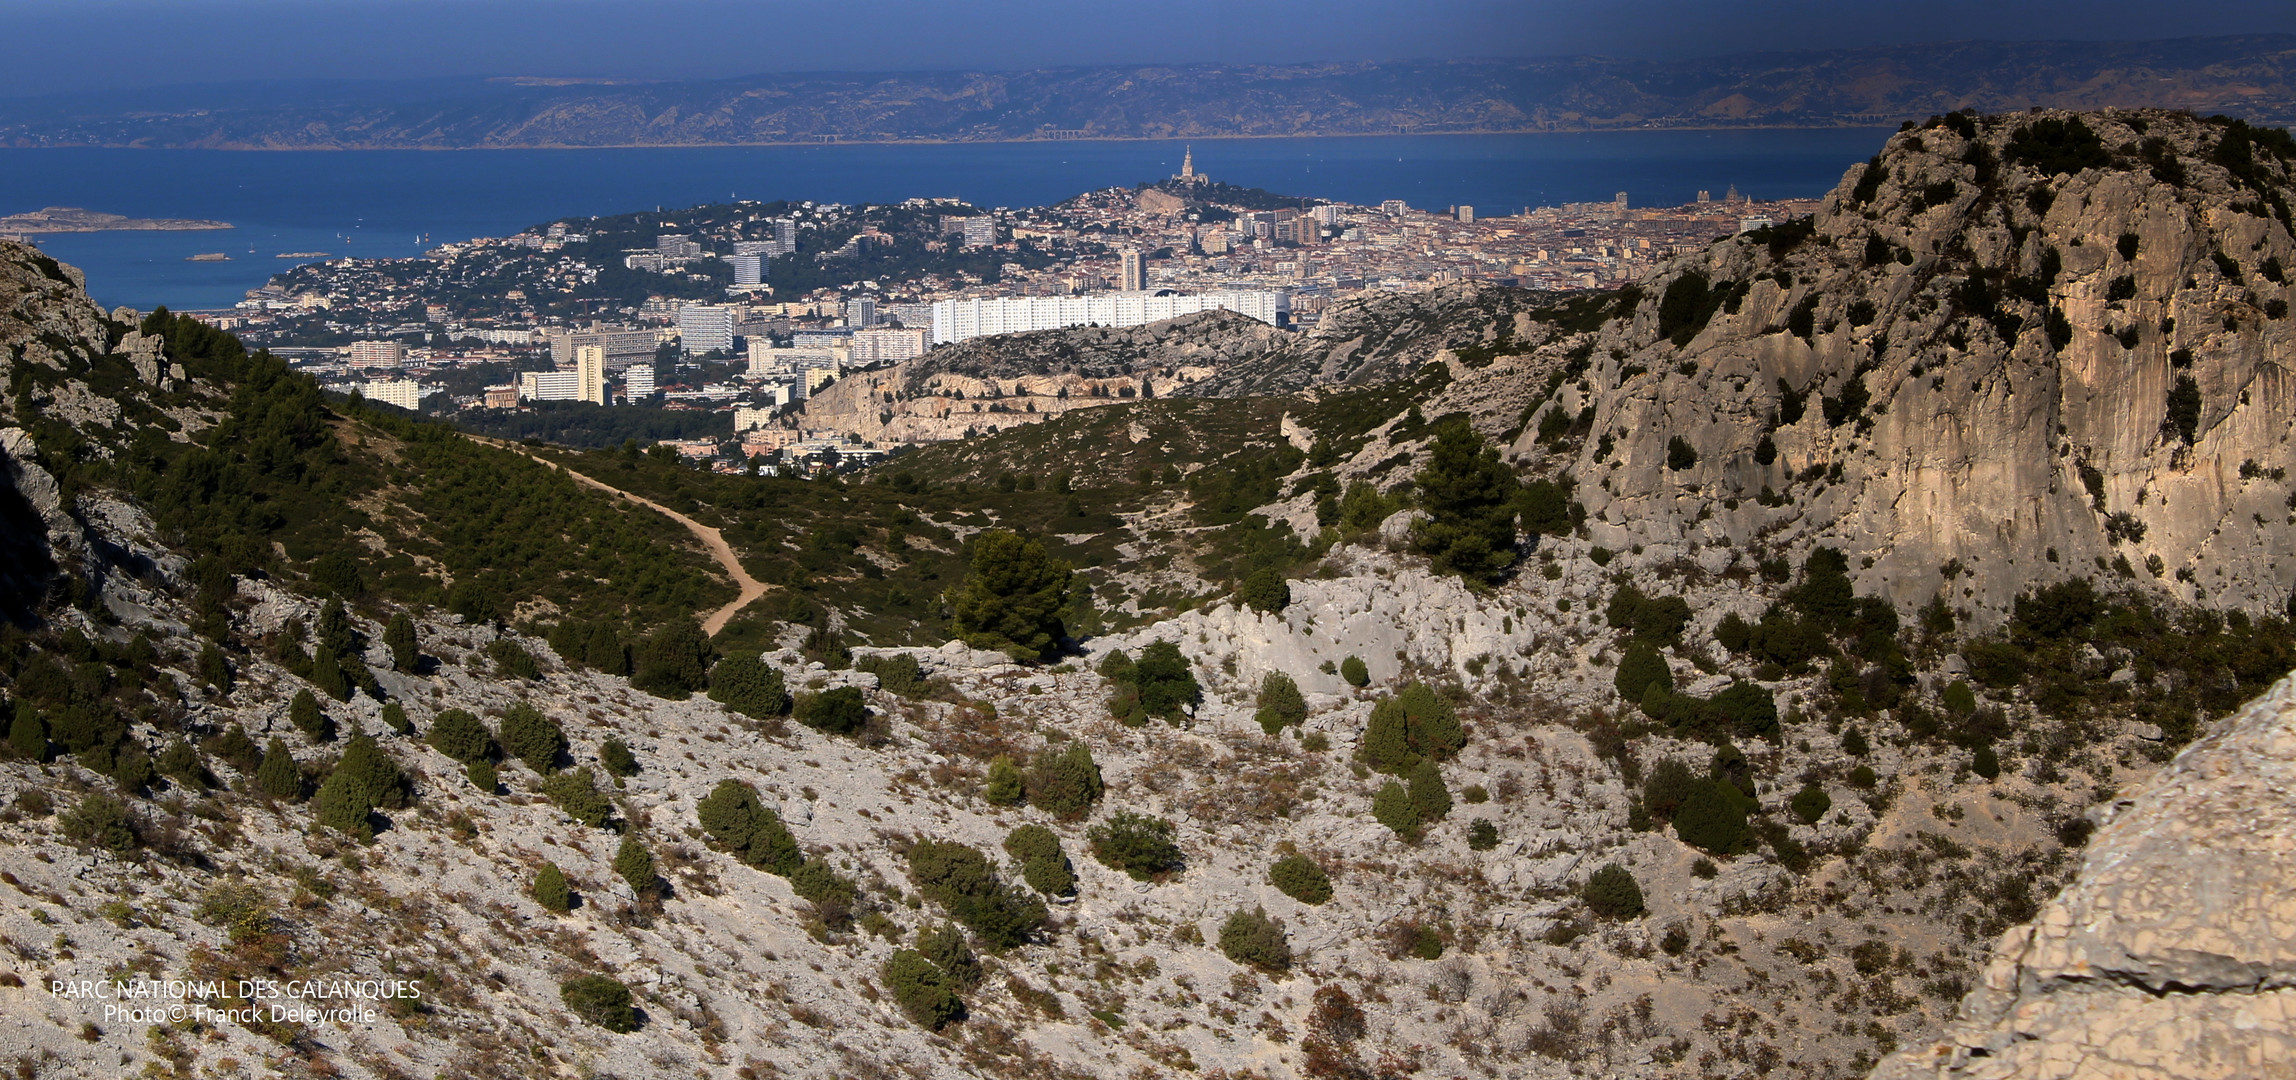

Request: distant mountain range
left=4, top=36, right=2293, bottom=149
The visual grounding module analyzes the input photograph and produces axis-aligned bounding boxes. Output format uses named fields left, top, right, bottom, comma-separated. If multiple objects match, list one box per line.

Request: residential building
left=655, top=234, right=704, bottom=259
left=929, top=290, right=1283, bottom=344
left=678, top=303, right=737, bottom=356
left=1119, top=249, right=1145, bottom=292
left=845, top=295, right=879, bottom=328
left=1456, top=205, right=1475, bottom=223
left=347, top=340, right=406, bottom=368
left=518, top=370, right=583, bottom=401
left=548, top=327, right=656, bottom=369
left=576, top=345, right=607, bottom=406
left=734, top=406, right=778, bottom=432
left=850, top=327, right=928, bottom=364
left=365, top=379, right=424, bottom=410
left=624, top=366, right=656, bottom=398
left=731, top=254, right=764, bottom=287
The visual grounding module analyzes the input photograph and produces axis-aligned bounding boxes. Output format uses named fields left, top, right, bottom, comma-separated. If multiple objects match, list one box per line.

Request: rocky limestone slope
left=1875, top=671, right=2296, bottom=1079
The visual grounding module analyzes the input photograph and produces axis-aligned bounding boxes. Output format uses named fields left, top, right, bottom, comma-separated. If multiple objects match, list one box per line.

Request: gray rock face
left=1874, top=672, right=2296, bottom=1079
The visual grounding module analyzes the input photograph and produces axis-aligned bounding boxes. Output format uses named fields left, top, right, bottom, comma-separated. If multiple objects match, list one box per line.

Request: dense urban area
left=190, top=153, right=1813, bottom=475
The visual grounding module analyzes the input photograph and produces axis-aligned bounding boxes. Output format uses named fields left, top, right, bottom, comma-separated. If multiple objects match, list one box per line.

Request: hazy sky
left=11, top=0, right=2296, bottom=98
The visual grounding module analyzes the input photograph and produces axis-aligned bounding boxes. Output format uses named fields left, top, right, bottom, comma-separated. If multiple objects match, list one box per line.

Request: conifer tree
left=8, top=704, right=45, bottom=761
left=533, top=862, right=572, bottom=912
left=384, top=612, right=419, bottom=673
left=614, top=833, right=656, bottom=896
left=950, top=529, right=1074, bottom=663
left=1411, top=419, right=1521, bottom=584
left=256, top=737, right=302, bottom=801
left=290, top=688, right=330, bottom=739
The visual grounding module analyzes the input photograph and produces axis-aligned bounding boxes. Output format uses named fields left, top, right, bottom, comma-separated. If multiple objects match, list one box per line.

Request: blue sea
left=0, top=130, right=1891, bottom=312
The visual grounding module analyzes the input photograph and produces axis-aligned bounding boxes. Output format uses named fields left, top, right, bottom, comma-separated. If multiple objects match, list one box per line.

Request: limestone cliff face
left=1874, top=671, right=2296, bottom=1079
left=1554, top=110, right=2295, bottom=620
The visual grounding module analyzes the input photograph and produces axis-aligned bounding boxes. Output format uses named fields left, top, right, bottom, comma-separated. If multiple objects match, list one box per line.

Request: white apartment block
left=518, top=370, right=583, bottom=402
left=850, top=327, right=928, bottom=364
left=364, top=379, right=424, bottom=410
left=678, top=304, right=737, bottom=355
left=928, top=290, right=1283, bottom=345
left=624, top=366, right=656, bottom=398
left=347, top=340, right=406, bottom=368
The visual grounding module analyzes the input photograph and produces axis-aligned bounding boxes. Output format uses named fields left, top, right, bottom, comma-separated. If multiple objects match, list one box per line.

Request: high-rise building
left=518, top=370, right=583, bottom=401
left=347, top=340, right=406, bottom=368
left=678, top=304, right=737, bottom=356
left=774, top=219, right=796, bottom=248
left=731, top=254, right=764, bottom=287
left=1456, top=205, right=1475, bottom=223
left=850, top=327, right=928, bottom=364
left=845, top=296, right=879, bottom=328
left=549, top=327, right=657, bottom=370
left=576, top=345, right=607, bottom=406
left=1119, top=249, right=1145, bottom=292
left=655, top=234, right=704, bottom=259
left=624, top=366, right=656, bottom=398
left=365, top=379, right=424, bottom=410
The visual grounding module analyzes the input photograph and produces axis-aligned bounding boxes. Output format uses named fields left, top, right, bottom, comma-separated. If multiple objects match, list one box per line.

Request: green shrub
left=1972, top=743, right=2001, bottom=780
left=498, top=702, right=565, bottom=773
left=1025, top=743, right=1103, bottom=819
left=614, top=833, right=656, bottom=895
left=1254, top=671, right=1308, bottom=735
left=289, top=689, right=330, bottom=740
left=794, top=686, right=869, bottom=735
left=1097, top=649, right=1136, bottom=683
left=1005, top=825, right=1076, bottom=897
left=1942, top=679, right=1978, bottom=717
left=854, top=653, right=929, bottom=698
left=1269, top=854, right=1333, bottom=904
left=384, top=612, right=419, bottom=672
left=1340, top=655, right=1370, bottom=687
left=559, top=975, right=637, bottom=1032
left=1790, top=784, right=1833, bottom=824
left=632, top=618, right=713, bottom=699
left=314, top=733, right=407, bottom=841
left=950, top=529, right=1074, bottom=663
left=1582, top=863, right=1645, bottom=918
left=599, top=737, right=639, bottom=778
left=1407, top=759, right=1451, bottom=822
left=883, top=950, right=964, bottom=1029
left=1087, top=811, right=1182, bottom=881
left=789, top=859, right=859, bottom=927
left=1372, top=780, right=1420, bottom=839
left=1614, top=643, right=1673, bottom=702
left=486, top=638, right=540, bottom=680
left=1411, top=419, right=1521, bottom=585
left=1219, top=907, right=1292, bottom=972
left=1466, top=819, right=1500, bottom=851
left=917, top=922, right=982, bottom=990
left=1673, top=778, right=1750, bottom=855
left=256, top=737, right=303, bottom=801
left=466, top=759, right=498, bottom=792
left=1132, top=639, right=1202, bottom=720
left=708, top=654, right=790, bottom=720
left=1642, top=759, right=1693, bottom=820
left=539, top=767, right=612, bottom=829
left=8, top=704, right=45, bottom=761
left=379, top=703, right=411, bottom=736
left=426, top=708, right=493, bottom=764
left=696, top=779, right=802, bottom=873
left=58, top=793, right=138, bottom=854
left=1238, top=567, right=1291, bottom=614
left=906, top=839, right=1046, bottom=948
left=1842, top=726, right=1871, bottom=757
left=982, top=755, right=1025, bottom=805
left=156, top=738, right=207, bottom=789
left=1359, top=681, right=1463, bottom=774
left=534, top=863, right=572, bottom=912
left=1848, top=763, right=1878, bottom=789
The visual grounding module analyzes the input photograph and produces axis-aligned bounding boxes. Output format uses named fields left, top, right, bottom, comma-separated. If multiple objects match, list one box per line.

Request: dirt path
left=481, top=439, right=769, bottom=635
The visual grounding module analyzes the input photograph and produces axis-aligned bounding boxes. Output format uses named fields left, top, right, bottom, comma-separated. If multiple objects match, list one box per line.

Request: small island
left=0, top=206, right=232, bottom=237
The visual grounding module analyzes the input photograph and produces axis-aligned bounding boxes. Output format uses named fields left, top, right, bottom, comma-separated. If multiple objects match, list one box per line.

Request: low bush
left=59, top=793, right=138, bottom=854
left=794, top=687, right=868, bottom=735
left=600, top=737, right=639, bottom=778
left=708, top=655, right=790, bottom=720
left=1005, top=825, right=1076, bottom=897
left=533, top=863, right=572, bottom=912
left=539, top=767, right=613, bottom=829
left=1790, top=784, right=1833, bottom=824
left=1219, top=907, right=1292, bottom=972
left=1372, top=780, right=1420, bottom=839
left=883, top=950, right=964, bottom=1030
left=1269, top=854, right=1333, bottom=904
left=486, top=638, right=540, bottom=680
left=1340, top=656, right=1370, bottom=687
left=1087, top=811, right=1182, bottom=881
left=908, top=839, right=1046, bottom=949
left=1254, top=671, right=1308, bottom=735
left=426, top=708, right=493, bottom=764
left=1466, top=819, right=1501, bottom=850
left=560, top=975, right=637, bottom=1032
left=1582, top=863, right=1645, bottom=919
left=982, top=755, right=1025, bottom=805
left=696, top=779, right=802, bottom=873
left=917, top=922, right=983, bottom=990
left=1673, top=777, right=1751, bottom=855
left=1024, top=744, right=1103, bottom=818
left=613, top=834, right=656, bottom=895
left=498, top=702, right=566, bottom=773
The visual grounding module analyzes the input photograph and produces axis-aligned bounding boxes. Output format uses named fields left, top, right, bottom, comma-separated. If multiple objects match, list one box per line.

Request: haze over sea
left=1, top=129, right=1890, bottom=312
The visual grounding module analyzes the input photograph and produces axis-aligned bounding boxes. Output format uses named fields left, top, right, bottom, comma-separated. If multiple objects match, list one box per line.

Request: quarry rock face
left=1875, top=672, right=2296, bottom=1079
left=1539, top=110, right=2296, bottom=622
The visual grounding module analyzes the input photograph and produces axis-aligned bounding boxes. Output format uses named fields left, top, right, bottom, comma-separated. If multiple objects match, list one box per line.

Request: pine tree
left=310, top=645, right=351, bottom=703
left=1410, top=419, right=1521, bottom=584
left=614, top=833, right=656, bottom=896
left=707, top=655, right=789, bottom=719
left=1407, top=758, right=1451, bottom=822
left=1371, top=780, right=1420, bottom=840
left=317, top=597, right=356, bottom=658
left=1359, top=696, right=1416, bottom=775
left=982, top=755, right=1025, bottom=805
left=384, top=612, right=419, bottom=673
left=289, top=689, right=330, bottom=740
left=1254, top=671, right=1308, bottom=735
left=498, top=702, right=566, bottom=773
left=533, top=862, right=572, bottom=912
left=8, top=704, right=45, bottom=761
left=256, top=737, right=302, bottom=801
left=950, top=529, right=1074, bottom=663
left=632, top=618, right=713, bottom=699
left=198, top=640, right=232, bottom=692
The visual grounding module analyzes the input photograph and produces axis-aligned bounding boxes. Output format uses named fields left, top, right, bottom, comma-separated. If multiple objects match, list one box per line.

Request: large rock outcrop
left=1875, top=671, right=2296, bottom=1078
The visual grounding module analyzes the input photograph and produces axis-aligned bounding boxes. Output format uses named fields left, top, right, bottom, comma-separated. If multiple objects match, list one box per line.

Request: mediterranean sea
left=0, top=129, right=1892, bottom=312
